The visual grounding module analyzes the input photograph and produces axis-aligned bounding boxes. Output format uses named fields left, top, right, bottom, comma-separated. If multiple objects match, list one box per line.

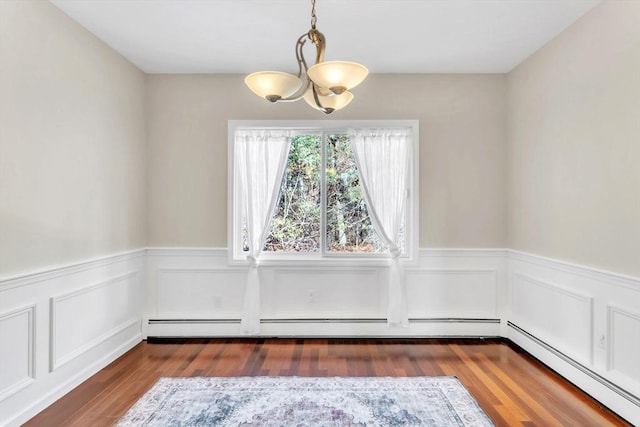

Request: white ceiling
left=49, top=0, right=601, bottom=74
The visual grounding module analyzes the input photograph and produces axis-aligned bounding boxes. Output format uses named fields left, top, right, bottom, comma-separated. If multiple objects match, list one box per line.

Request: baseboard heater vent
left=508, top=321, right=639, bottom=408
left=411, top=318, right=500, bottom=324
left=149, top=319, right=240, bottom=324
left=148, top=317, right=501, bottom=325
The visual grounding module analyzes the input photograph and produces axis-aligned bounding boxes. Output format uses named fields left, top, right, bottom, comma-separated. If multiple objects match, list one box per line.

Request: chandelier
left=244, top=0, right=368, bottom=114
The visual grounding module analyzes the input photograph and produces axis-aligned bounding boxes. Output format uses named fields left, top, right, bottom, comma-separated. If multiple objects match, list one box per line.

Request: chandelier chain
left=310, top=0, right=317, bottom=29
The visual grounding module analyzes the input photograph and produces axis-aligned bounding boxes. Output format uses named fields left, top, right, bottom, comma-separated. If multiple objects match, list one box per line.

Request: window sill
left=229, top=254, right=417, bottom=268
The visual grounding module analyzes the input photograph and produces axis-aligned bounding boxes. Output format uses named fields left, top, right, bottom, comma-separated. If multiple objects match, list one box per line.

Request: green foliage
left=325, top=134, right=383, bottom=253
left=265, top=135, right=321, bottom=252
left=263, top=134, right=383, bottom=253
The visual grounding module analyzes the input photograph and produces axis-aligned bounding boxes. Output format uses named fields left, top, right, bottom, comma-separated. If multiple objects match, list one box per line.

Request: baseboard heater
left=148, top=317, right=501, bottom=324
left=507, top=321, right=639, bottom=408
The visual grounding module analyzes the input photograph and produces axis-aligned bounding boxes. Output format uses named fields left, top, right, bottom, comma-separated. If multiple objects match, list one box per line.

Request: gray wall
left=0, top=0, right=147, bottom=277
left=146, top=74, right=508, bottom=249
left=507, top=0, right=640, bottom=276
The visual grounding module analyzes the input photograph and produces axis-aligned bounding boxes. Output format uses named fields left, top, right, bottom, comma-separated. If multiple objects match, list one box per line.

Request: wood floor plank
left=450, top=344, right=563, bottom=426
left=23, top=338, right=632, bottom=426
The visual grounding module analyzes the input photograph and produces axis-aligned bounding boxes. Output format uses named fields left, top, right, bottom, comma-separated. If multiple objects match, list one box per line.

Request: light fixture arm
left=275, top=28, right=334, bottom=114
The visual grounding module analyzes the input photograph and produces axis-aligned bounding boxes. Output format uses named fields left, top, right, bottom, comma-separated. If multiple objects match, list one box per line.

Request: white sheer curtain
left=351, top=128, right=411, bottom=327
left=235, top=129, right=292, bottom=335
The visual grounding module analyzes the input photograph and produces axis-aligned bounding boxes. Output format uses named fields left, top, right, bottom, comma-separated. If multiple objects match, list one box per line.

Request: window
left=261, top=132, right=385, bottom=254
left=228, top=120, right=418, bottom=263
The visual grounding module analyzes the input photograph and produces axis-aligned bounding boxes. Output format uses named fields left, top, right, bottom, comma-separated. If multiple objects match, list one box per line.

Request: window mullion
left=320, top=131, right=327, bottom=257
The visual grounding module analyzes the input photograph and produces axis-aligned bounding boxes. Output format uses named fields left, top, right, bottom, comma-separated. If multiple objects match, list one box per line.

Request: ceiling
left=49, top=0, right=601, bottom=74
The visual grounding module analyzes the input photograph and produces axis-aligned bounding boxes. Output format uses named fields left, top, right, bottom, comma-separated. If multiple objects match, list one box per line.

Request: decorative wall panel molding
left=50, top=272, right=139, bottom=371
left=146, top=247, right=226, bottom=258
left=405, top=269, right=497, bottom=318
left=419, top=248, right=508, bottom=258
left=156, top=267, right=246, bottom=318
left=265, top=268, right=383, bottom=318
left=0, top=304, right=36, bottom=402
left=512, top=272, right=593, bottom=365
left=607, top=304, right=640, bottom=395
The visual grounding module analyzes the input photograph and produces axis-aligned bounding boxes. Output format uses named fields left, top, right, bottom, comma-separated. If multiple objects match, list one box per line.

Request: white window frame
left=227, top=120, right=419, bottom=266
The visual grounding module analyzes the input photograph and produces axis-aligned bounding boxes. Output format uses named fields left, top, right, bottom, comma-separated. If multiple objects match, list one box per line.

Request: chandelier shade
left=307, top=61, right=368, bottom=94
left=244, top=71, right=303, bottom=102
left=303, top=89, right=354, bottom=112
left=244, top=0, right=367, bottom=114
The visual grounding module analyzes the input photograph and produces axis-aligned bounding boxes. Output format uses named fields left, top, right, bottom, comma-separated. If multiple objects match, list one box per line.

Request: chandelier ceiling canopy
left=244, top=0, right=368, bottom=114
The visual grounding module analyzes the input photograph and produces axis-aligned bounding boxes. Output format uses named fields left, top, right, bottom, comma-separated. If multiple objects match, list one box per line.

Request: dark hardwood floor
left=24, top=338, right=631, bottom=426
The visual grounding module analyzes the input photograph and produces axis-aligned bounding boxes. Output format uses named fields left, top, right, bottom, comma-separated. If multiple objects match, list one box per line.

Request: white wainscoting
left=0, top=250, right=144, bottom=427
left=3, top=247, right=638, bottom=425
left=507, top=250, right=640, bottom=425
left=144, top=248, right=507, bottom=338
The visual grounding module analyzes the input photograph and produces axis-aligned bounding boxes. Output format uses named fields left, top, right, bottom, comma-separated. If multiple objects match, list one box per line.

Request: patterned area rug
left=117, top=376, right=494, bottom=426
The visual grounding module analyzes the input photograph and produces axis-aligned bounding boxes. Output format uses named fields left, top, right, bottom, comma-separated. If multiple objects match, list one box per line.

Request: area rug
left=117, top=376, right=494, bottom=426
